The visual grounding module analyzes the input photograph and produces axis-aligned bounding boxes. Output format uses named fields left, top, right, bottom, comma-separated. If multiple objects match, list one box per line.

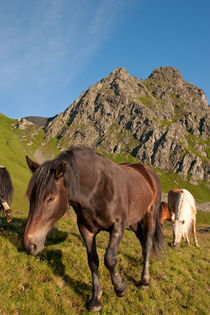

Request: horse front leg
left=104, top=220, right=126, bottom=297
left=1, top=201, right=12, bottom=222
left=78, top=222, right=102, bottom=312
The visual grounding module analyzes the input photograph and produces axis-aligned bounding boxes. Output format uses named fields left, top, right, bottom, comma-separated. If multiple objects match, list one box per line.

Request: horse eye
left=47, top=196, right=55, bottom=203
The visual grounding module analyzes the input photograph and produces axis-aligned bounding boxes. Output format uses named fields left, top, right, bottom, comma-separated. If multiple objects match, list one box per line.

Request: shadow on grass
left=40, top=249, right=92, bottom=299
left=0, top=217, right=91, bottom=301
left=0, top=217, right=68, bottom=251
left=0, top=217, right=26, bottom=250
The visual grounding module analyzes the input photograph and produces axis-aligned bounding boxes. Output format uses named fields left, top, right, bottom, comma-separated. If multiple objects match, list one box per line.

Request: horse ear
left=26, top=155, right=40, bottom=173
left=181, top=220, right=185, bottom=225
left=55, top=161, right=66, bottom=179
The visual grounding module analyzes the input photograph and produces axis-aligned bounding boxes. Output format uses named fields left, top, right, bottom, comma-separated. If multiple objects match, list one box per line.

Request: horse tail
left=153, top=202, right=165, bottom=257
left=0, top=167, right=13, bottom=205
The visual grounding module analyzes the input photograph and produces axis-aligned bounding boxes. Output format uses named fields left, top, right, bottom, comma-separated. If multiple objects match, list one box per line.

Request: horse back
left=168, top=189, right=182, bottom=213
left=168, top=188, right=196, bottom=216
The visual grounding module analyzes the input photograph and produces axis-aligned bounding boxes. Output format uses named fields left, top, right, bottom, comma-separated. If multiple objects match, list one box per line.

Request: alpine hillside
left=15, top=66, right=209, bottom=183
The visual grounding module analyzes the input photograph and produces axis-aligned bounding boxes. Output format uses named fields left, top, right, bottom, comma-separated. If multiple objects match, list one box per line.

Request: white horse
left=168, top=188, right=199, bottom=247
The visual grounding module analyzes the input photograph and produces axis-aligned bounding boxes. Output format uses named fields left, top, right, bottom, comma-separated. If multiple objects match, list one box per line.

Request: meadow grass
left=0, top=114, right=31, bottom=211
left=0, top=210, right=209, bottom=314
left=0, top=113, right=209, bottom=313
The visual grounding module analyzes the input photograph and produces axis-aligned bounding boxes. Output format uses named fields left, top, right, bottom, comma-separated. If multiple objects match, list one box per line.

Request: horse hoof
left=139, top=279, right=149, bottom=289
left=141, top=284, right=150, bottom=290
left=86, top=299, right=102, bottom=313
left=115, top=278, right=126, bottom=297
left=116, top=286, right=126, bottom=297
left=6, top=215, right=12, bottom=222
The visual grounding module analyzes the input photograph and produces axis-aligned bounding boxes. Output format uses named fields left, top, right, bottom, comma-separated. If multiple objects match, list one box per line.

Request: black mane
left=26, top=147, right=84, bottom=208
left=0, top=167, right=13, bottom=204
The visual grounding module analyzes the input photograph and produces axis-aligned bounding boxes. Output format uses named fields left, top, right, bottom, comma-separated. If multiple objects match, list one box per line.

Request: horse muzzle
left=24, top=234, right=45, bottom=256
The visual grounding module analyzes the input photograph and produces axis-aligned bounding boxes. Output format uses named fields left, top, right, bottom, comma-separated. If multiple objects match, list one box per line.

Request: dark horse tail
left=0, top=167, right=13, bottom=204
left=153, top=203, right=165, bottom=257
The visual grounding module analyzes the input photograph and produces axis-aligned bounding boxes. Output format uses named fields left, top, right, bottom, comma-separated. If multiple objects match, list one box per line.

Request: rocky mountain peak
left=149, top=66, right=184, bottom=86
left=106, top=67, right=131, bottom=82
left=111, top=66, right=129, bottom=75
left=21, top=66, right=209, bottom=183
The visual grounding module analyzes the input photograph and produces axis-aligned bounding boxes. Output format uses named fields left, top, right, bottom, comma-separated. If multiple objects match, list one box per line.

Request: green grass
left=197, top=210, right=210, bottom=225
left=107, top=152, right=139, bottom=164
left=0, top=114, right=60, bottom=212
left=186, top=133, right=210, bottom=161
left=0, top=114, right=32, bottom=211
left=155, top=168, right=210, bottom=203
left=0, top=212, right=209, bottom=314
left=138, top=95, right=153, bottom=109
left=0, top=112, right=209, bottom=313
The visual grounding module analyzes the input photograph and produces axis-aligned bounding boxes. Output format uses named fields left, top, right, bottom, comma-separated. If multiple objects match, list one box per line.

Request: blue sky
left=0, top=0, right=209, bottom=119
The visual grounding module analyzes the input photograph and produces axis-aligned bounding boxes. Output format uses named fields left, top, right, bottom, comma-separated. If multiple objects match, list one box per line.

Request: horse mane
left=27, top=148, right=79, bottom=209
left=0, top=167, right=13, bottom=204
left=175, top=189, right=195, bottom=234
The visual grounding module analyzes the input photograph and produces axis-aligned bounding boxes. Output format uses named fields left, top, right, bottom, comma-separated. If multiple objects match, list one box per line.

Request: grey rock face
left=30, top=67, right=210, bottom=181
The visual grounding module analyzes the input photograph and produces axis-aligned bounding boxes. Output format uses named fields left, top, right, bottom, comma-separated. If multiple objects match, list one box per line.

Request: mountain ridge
left=20, top=66, right=209, bottom=182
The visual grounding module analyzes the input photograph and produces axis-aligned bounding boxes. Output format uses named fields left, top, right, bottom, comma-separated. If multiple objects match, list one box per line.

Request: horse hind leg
left=130, top=221, right=146, bottom=259
left=104, top=220, right=126, bottom=297
left=131, top=218, right=153, bottom=287
left=184, top=234, right=190, bottom=244
left=140, top=209, right=158, bottom=288
left=192, top=217, right=199, bottom=247
left=78, top=222, right=102, bottom=312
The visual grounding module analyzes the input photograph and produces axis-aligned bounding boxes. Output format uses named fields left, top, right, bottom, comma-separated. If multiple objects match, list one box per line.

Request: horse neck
left=66, top=152, right=95, bottom=205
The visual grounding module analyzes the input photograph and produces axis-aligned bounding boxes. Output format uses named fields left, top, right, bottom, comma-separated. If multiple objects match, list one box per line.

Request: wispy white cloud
left=0, top=0, right=127, bottom=89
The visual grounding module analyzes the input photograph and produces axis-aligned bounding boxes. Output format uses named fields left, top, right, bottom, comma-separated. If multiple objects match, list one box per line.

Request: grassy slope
left=0, top=114, right=60, bottom=212
left=0, top=213, right=209, bottom=314
left=0, top=114, right=31, bottom=211
left=0, top=113, right=209, bottom=313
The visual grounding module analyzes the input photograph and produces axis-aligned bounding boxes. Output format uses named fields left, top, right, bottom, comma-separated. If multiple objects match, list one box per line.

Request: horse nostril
left=29, top=243, right=37, bottom=254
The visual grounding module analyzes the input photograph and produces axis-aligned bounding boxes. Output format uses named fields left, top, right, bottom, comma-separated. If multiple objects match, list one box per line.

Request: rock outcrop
left=24, top=66, right=210, bottom=181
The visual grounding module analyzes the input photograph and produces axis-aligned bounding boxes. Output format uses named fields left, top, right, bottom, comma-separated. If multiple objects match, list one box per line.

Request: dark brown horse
left=0, top=165, right=13, bottom=222
left=24, top=146, right=164, bottom=312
